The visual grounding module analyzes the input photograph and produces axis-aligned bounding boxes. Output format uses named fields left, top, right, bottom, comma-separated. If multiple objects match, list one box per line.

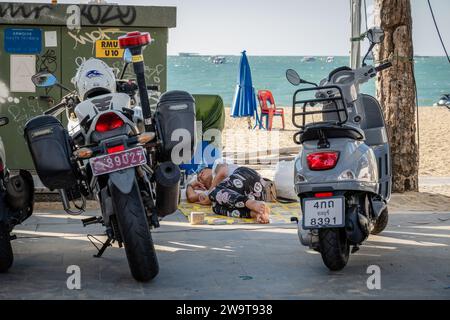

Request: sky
left=5, top=0, right=450, bottom=56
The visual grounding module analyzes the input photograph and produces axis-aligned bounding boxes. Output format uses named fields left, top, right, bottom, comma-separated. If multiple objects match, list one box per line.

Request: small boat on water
left=302, top=56, right=316, bottom=62
left=211, top=56, right=226, bottom=64
left=433, top=94, right=450, bottom=108
left=179, top=52, right=199, bottom=57
left=326, top=56, right=334, bottom=63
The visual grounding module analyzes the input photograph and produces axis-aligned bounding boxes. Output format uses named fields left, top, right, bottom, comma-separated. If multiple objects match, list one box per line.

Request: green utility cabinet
left=0, top=2, right=176, bottom=170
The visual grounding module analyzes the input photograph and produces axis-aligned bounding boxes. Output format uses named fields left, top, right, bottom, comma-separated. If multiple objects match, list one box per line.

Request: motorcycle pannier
left=155, top=90, right=196, bottom=162
left=24, top=115, right=78, bottom=190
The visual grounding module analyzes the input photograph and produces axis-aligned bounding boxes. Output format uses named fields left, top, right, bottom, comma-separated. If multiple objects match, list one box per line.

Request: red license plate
left=89, top=147, right=146, bottom=176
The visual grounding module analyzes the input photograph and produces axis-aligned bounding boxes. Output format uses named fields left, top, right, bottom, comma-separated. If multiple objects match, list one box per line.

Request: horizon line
left=168, top=54, right=447, bottom=57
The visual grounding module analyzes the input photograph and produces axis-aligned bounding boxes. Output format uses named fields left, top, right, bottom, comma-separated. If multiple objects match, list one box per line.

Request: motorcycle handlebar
left=43, top=101, right=66, bottom=116
left=375, top=61, right=392, bottom=73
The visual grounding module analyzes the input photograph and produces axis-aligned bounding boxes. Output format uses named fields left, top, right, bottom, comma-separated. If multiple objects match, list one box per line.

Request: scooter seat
left=300, top=123, right=365, bottom=143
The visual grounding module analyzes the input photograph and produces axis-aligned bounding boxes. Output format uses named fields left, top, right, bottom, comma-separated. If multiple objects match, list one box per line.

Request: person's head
left=197, top=168, right=213, bottom=189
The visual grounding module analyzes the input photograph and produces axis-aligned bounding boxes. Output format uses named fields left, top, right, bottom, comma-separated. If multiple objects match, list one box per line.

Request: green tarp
left=192, top=94, right=225, bottom=133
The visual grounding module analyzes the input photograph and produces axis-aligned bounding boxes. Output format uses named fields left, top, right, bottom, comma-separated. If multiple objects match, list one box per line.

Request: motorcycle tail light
left=315, top=192, right=333, bottom=198
left=95, top=113, right=124, bottom=133
left=107, top=145, right=125, bottom=154
left=306, top=152, right=339, bottom=171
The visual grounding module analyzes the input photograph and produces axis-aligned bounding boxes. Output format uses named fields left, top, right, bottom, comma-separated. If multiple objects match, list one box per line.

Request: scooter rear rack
left=292, top=85, right=348, bottom=129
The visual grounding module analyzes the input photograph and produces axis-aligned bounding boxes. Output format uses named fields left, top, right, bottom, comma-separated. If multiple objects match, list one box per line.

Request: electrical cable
left=427, top=0, right=450, bottom=64
left=363, top=0, right=368, bottom=32
left=413, top=64, right=420, bottom=170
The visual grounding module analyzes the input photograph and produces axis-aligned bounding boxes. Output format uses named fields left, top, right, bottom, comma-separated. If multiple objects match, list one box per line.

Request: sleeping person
left=186, top=159, right=270, bottom=224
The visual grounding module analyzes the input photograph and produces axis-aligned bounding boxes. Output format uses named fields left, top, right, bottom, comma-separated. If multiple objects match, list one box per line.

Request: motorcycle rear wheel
left=0, top=222, right=13, bottom=273
left=111, top=181, right=159, bottom=282
left=319, top=228, right=349, bottom=271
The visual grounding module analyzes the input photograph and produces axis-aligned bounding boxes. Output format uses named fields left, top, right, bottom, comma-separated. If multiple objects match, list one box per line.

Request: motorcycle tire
left=111, top=181, right=159, bottom=282
left=319, top=228, right=350, bottom=271
left=0, top=222, right=13, bottom=273
left=371, top=208, right=389, bottom=235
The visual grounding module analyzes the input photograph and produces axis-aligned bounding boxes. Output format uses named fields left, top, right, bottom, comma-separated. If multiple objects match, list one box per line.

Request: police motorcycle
left=287, top=27, right=392, bottom=271
left=0, top=117, right=34, bottom=273
left=24, top=32, right=196, bottom=282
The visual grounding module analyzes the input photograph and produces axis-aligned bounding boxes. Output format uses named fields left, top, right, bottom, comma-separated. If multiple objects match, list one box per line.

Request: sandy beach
left=222, top=106, right=450, bottom=211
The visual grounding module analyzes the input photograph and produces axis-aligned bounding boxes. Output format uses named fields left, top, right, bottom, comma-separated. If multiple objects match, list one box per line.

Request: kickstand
left=87, top=234, right=114, bottom=258
left=351, top=245, right=360, bottom=254
left=150, top=210, right=160, bottom=228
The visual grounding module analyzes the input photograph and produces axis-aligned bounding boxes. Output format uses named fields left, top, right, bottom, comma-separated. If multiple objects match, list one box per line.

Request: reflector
left=107, top=145, right=125, bottom=154
left=315, top=192, right=334, bottom=198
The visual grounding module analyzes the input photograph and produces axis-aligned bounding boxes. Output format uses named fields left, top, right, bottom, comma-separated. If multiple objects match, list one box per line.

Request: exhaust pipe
left=155, top=161, right=181, bottom=217
left=298, top=225, right=320, bottom=250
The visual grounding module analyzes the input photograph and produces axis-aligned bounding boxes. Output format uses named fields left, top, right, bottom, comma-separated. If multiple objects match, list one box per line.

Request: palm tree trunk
left=374, top=0, right=419, bottom=192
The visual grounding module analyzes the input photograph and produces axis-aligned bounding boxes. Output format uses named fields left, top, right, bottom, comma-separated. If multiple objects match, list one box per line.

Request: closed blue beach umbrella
left=231, top=51, right=258, bottom=118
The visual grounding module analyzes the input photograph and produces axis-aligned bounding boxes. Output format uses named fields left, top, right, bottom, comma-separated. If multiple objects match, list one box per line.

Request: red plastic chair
left=257, top=90, right=285, bottom=131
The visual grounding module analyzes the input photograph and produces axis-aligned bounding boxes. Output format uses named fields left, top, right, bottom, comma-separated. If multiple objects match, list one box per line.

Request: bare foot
left=262, top=205, right=270, bottom=223
left=247, top=200, right=270, bottom=224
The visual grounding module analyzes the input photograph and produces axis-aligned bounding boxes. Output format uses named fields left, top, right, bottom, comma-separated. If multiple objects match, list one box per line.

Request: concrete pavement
left=0, top=208, right=449, bottom=299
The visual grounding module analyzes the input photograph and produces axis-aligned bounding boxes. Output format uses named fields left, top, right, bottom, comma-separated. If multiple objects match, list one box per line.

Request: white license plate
left=302, top=197, right=345, bottom=229
left=89, top=146, right=146, bottom=176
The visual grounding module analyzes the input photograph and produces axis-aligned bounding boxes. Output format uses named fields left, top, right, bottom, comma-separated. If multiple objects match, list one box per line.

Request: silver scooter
left=287, top=27, right=392, bottom=271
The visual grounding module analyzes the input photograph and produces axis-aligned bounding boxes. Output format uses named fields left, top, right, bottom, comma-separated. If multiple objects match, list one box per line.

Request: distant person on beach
left=186, top=158, right=270, bottom=224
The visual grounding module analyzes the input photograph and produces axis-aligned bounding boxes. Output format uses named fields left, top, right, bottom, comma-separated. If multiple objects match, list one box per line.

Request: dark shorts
left=208, top=167, right=264, bottom=218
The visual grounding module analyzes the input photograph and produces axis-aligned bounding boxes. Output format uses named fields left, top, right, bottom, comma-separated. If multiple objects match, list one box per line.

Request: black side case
left=155, top=90, right=196, bottom=162
left=24, top=115, right=79, bottom=190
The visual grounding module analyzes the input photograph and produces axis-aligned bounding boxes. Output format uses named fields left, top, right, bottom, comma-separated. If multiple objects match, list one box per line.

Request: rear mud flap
left=345, top=205, right=369, bottom=245
left=108, top=168, right=135, bottom=195
left=370, top=197, right=387, bottom=219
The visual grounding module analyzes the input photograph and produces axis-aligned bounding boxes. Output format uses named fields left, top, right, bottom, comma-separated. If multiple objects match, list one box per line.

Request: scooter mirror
left=0, top=116, right=9, bottom=127
left=31, top=72, right=58, bottom=88
left=367, top=27, right=385, bottom=44
left=123, top=48, right=133, bottom=64
left=286, top=69, right=302, bottom=86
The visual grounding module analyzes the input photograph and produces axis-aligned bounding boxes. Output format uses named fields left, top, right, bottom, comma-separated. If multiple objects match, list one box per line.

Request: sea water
left=168, top=56, right=450, bottom=107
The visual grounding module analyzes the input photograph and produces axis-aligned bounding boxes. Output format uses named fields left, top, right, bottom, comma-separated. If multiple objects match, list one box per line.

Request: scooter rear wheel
left=0, top=222, right=13, bottom=273
left=319, top=228, right=350, bottom=271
